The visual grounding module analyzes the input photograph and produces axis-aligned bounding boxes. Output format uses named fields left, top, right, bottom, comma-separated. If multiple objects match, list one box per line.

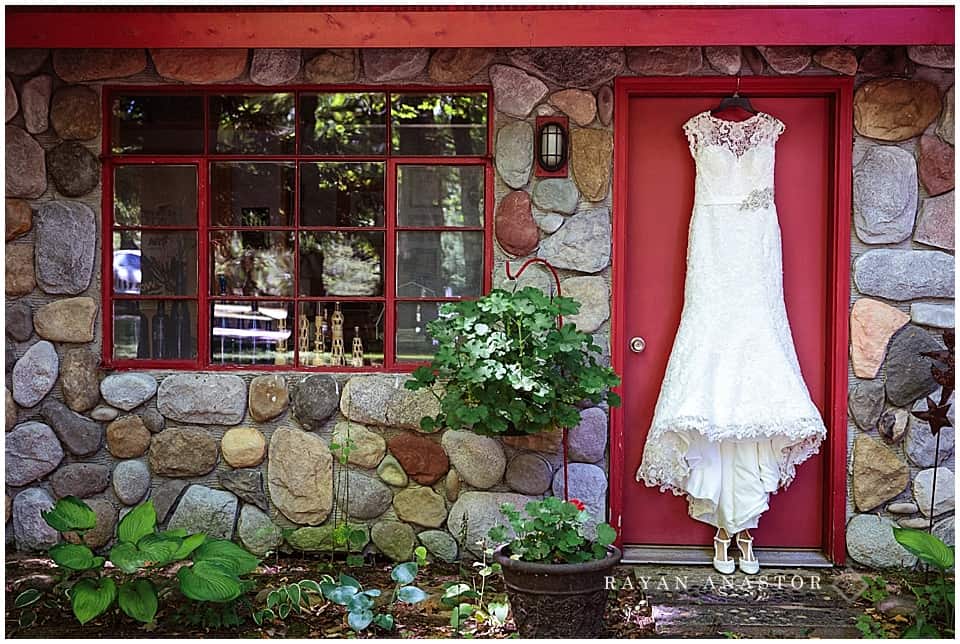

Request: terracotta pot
left=494, top=544, right=622, bottom=638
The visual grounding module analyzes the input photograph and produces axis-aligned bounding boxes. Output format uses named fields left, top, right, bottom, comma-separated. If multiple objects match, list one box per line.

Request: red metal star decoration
left=911, top=395, right=953, bottom=436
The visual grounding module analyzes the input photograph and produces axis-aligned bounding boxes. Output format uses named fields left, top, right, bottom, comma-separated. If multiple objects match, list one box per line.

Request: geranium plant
left=405, top=287, right=621, bottom=436
left=487, top=496, right=617, bottom=564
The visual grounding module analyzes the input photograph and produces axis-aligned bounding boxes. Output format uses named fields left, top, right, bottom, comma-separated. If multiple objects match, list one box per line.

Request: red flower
left=569, top=498, right=586, bottom=511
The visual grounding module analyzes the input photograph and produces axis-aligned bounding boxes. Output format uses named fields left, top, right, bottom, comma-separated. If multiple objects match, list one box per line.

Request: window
left=105, top=88, right=491, bottom=370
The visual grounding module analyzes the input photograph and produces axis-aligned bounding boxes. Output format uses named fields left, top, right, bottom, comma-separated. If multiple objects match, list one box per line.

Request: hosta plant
left=41, top=496, right=260, bottom=626
left=406, top=287, right=621, bottom=436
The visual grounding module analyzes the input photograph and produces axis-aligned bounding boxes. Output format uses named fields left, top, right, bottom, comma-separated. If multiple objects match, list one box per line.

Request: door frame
left=609, top=76, right=854, bottom=564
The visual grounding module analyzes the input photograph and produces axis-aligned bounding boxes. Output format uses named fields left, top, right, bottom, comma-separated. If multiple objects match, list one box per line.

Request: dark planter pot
left=494, top=544, right=622, bottom=638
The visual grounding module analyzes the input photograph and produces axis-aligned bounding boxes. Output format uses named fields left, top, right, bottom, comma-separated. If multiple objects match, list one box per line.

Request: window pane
left=211, top=231, right=294, bottom=297
left=114, top=165, right=197, bottom=227
left=299, top=231, right=384, bottom=297
left=397, top=165, right=484, bottom=227
left=210, top=94, right=295, bottom=155
left=395, top=301, right=441, bottom=362
left=300, top=163, right=384, bottom=227
left=397, top=231, right=483, bottom=297
left=297, top=302, right=384, bottom=368
left=112, top=231, right=197, bottom=296
left=210, top=162, right=295, bottom=226
left=211, top=300, right=294, bottom=365
left=111, top=94, right=203, bottom=155
left=300, top=93, right=387, bottom=155
left=113, top=299, right=197, bottom=361
left=391, top=94, right=487, bottom=156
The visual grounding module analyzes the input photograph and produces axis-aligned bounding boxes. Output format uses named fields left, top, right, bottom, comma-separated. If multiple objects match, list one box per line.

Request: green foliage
left=487, top=496, right=617, bottom=564
left=48, top=543, right=105, bottom=571
left=118, top=579, right=159, bottom=624
left=41, top=496, right=97, bottom=533
left=406, top=287, right=621, bottom=436
left=71, top=578, right=117, bottom=625
left=318, top=562, right=428, bottom=633
left=860, top=575, right=890, bottom=603
left=443, top=540, right=508, bottom=634
left=252, top=578, right=327, bottom=625
left=892, top=527, right=955, bottom=570
left=889, top=527, right=955, bottom=638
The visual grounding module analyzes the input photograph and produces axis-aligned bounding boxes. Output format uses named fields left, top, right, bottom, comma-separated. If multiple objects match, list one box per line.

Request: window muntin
left=105, top=87, right=490, bottom=370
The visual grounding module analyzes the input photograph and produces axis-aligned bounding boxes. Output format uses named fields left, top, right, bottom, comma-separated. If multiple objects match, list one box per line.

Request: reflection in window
left=211, top=231, right=294, bottom=297
left=113, top=300, right=197, bottom=361
left=300, top=163, right=384, bottom=227
left=391, top=94, right=488, bottom=156
left=299, top=231, right=384, bottom=297
left=114, top=166, right=197, bottom=227
left=397, top=231, right=483, bottom=298
left=297, top=302, right=384, bottom=367
left=210, top=162, right=295, bottom=226
left=111, top=95, right=203, bottom=155
left=397, top=165, right=484, bottom=227
left=211, top=300, right=294, bottom=365
left=112, top=231, right=198, bottom=296
left=300, top=93, right=387, bottom=155
left=395, top=301, right=441, bottom=362
left=210, top=94, right=295, bottom=155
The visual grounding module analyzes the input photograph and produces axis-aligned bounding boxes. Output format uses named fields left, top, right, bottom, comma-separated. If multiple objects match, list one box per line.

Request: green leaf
left=390, top=561, right=418, bottom=584
left=893, top=527, right=955, bottom=570
left=338, top=573, right=362, bottom=589
left=177, top=561, right=242, bottom=603
left=278, top=603, right=290, bottom=619
left=595, top=523, right=617, bottom=547
left=192, top=539, right=260, bottom=575
left=326, top=585, right=359, bottom=605
left=173, top=533, right=206, bottom=560
left=42, top=496, right=97, bottom=533
left=285, top=583, right=302, bottom=609
left=298, top=579, right=323, bottom=595
left=442, top=583, right=472, bottom=601
left=136, top=534, right=182, bottom=566
left=397, top=585, right=428, bottom=604
left=347, top=608, right=374, bottom=632
left=347, top=592, right=374, bottom=612
left=49, top=543, right=102, bottom=571
left=14, top=588, right=43, bottom=608
left=373, top=613, right=395, bottom=631
left=109, top=542, right=147, bottom=573
left=71, top=578, right=117, bottom=625
left=117, top=501, right=157, bottom=544
left=118, top=579, right=158, bottom=624
left=158, top=528, right=188, bottom=538
left=488, top=601, right=510, bottom=624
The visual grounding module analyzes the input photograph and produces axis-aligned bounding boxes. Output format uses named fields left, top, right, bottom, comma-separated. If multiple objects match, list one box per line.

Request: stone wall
left=4, top=45, right=955, bottom=567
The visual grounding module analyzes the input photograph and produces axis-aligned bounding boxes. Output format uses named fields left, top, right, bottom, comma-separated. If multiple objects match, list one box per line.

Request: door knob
left=630, top=337, right=646, bottom=353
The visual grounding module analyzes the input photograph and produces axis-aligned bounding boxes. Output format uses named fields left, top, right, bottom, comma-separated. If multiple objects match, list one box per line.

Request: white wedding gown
left=636, top=110, right=827, bottom=534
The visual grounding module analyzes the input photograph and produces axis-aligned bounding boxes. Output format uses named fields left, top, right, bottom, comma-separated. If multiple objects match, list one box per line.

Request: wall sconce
left=535, top=115, right=569, bottom=177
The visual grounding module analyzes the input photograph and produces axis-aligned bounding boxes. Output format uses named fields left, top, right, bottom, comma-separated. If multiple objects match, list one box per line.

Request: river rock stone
left=860, top=47, right=913, bottom=77
left=854, top=78, right=942, bottom=141
left=532, top=178, right=580, bottom=215
left=371, top=520, right=415, bottom=561
left=910, top=303, right=954, bottom=329
left=377, top=454, right=408, bottom=487
left=148, top=426, right=218, bottom=477
left=854, top=249, right=955, bottom=300
left=428, top=48, right=495, bottom=83
left=813, top=47, right=858, bottom=75
left=59, top=348, right=99, bottom=412
left=755, top=46, right=812, bottom=74
left=286, top=524, right=369, bottom=552
left=907, top=46, right=955, bottom=69
left=394, top=486, right=447, bottom=528
left=878, top=407, right=910, bottom=444
left=441, top=430, right=506, bottom=490
left=332, top=422, right=385, bottom=469
left=150, top=48, right=248, bottom=83
left=345, top=471, right=393, bottom=520
left=7, top=49, right=48, bottom=76
left=884, top=325, right=942, bottom=407
left=248, top=374, right=288, bottom=422
left=249, top=48, right=300, bottom=85
left=852, top=435, right=909, bottom=511
left=6, top=125, right=46, bottom=198
left=933, top=516, right=954, bottom=548
left=13, top=488, right=59, bottom=551
left=917, top=133, right=954, bottom=197
left=106, top=415, right=151, bottom=459
left=562, top=276, right=610, bottom=333
left=6, top=421, right=63, bottom=486
left=6, top=75, right=17, bottom=122
left=167, top=485, right=238, bottom=539
left=6, top=301, right=32, bottom=340
left=571, top=128, right=613, bottom=201
left=906, top=394, right=955, bottom=467
left=938, top=85, right=954, bottom=145
left=340, top=374, right=440, bottom=431
left=12, top=340, right=58, bottom=407
left=90, top=405, right=118, bottom=422
left=363, top=48, right=429, bottom=82
left=50, top=85, right=99, bottom=140
left=853, top=145, right=917, bottom=244
left=65, top=498, right=115, bottom=549
left=46, top=141, right=99, bottom=197
left=41, top=398, right=102, bottom=456
left=913, top=467, right=955, bottom=516
left=887, top=501, right=919, bottom=514
left=6, top=198, right=32, bottom=241
left=221, top=427, right=266, bottom=468
left=237, top=505, right=281, bottom=556
left=502, top=428, right=565, bottom=454
left=846, top=513, right=917, bottom=568
left=447, top=491, right=536, bottom=555
left=100, top=373, right=157, bottom=411
left=549, top=89, right=597, bottom=126
left=536, top=212, right=565, bottom=234
left=704, top=46, right=742, bottom=75
left=291, top=374, right=339, bottom=428
left=597, top=85, right=613, bottom=126
left=50, top=463, right=109, bottom=499
left=35, top=200, right=96, bottom=295
left=112, top=459, right=150, bottom=505
left=567, top=407, right=608, bottom=463
left=140, top=406, right=164, bottom=433
left=627, top=46, right=702, bottom=75
left=495, top=121, right=534, bottom=189
left=157, top=373, right=246, bottom=425
left=6, top=388, right=17, bottom=431
left=5, top=243, right=35, bottom=296
left=489, top=65, right=548, bottom=118
left=914, top=192, right=954, bottom=251
left=220, top=468, right=268, bottom=511
left=33, top=297, right=96, bottom=343
left=268, top=426, right=333, bottom=525
left=418, top=529, right=458, bottom=562
left=151, top=479, right=188, bottom=522
left=388, top=432, right=448, bottom=485
left=505, top=452, right=553, bottom=495
left=507, top=47, right=625, bottom=89
left=552, top=463, right=607, bottom=538
left=538, top=207, right=611, bottom=273
left=850, top=298, right=910, bottom=379
left=496, top=190, right=538, bottom=257
left=303, top=49, right=357, bottom=83
left=52, top=49, right=146, bottom=82
left=21, top=74, right=51, bottom=134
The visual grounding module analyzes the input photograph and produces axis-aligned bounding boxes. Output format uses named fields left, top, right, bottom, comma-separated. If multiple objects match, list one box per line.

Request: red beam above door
left=6, top=6, right=954, bottom=49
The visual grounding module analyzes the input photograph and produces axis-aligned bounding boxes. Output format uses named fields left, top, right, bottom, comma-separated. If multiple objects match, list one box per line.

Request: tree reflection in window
left=300, top=162, right=384, bottom=227
left=300, top=93, right=387, bottom=155
left=391, top=94, right=487, bottom=156
left=211, top=94, right=295, bottom=155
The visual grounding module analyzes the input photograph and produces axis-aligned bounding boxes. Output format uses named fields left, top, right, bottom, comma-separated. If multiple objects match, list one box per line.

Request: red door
left=614, top=82, right=847, bottom=553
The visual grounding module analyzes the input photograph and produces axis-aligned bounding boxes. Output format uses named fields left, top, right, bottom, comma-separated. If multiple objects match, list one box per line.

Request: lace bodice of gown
left=683, top=111, right=785, bottom=209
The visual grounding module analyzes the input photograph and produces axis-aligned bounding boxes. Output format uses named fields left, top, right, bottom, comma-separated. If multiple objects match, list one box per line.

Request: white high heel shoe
left=713, top=529, right=735, bottom=574
left=736, top=531, right=760, bottom=574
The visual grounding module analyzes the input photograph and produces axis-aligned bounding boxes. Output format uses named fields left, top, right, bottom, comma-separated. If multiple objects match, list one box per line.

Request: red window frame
left=101, top=84, right=495, bottom=372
